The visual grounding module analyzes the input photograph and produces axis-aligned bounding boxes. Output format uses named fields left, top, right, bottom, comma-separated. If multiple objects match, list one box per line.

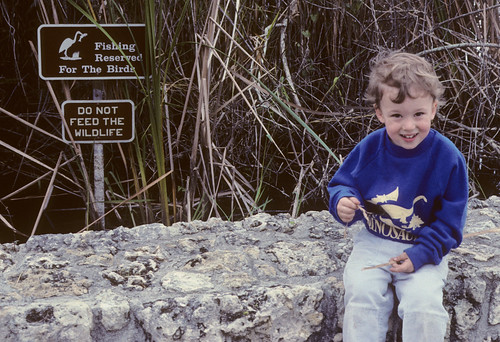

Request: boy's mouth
left=401, top=133, right=418, bottom=140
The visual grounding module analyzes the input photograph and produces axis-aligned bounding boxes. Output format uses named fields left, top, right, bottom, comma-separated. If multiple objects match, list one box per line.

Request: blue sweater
left=328, top=128, right=468, bottom=271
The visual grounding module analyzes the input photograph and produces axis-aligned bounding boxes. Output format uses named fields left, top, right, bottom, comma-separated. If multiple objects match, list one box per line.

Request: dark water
left=1, top=171, right=498, bottom=244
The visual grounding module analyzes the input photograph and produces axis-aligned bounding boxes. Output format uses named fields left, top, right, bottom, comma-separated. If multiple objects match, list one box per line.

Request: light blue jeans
left=343, top=229, right=449, bottom=342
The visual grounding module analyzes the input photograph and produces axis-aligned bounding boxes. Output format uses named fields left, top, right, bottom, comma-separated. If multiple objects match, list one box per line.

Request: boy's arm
left=327, top=150, right=363, bottom=224
left=404, top=157, right=468, bottom=271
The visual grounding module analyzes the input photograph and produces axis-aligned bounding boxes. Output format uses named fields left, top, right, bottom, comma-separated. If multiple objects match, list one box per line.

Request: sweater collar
left=384, top=128, right=436, bottom=158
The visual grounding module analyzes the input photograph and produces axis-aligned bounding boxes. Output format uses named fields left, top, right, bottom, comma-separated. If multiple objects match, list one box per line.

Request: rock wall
left=0, top=197, right=499, bottom=342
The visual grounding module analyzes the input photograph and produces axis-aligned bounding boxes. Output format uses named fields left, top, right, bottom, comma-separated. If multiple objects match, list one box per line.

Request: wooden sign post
left=38, top=23, right=144, bottom=229
left=61, top=97, right=135, bottom=228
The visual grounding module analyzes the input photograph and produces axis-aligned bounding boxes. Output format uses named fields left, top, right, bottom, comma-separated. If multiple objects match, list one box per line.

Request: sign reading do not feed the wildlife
left=62, top=100, right=135, bottom=143
left=38, top=24, right=145, bottom=80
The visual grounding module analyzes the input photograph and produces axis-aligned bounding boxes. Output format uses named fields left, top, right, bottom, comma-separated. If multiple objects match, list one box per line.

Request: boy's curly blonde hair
left=364, top=51, right=445, bottom=108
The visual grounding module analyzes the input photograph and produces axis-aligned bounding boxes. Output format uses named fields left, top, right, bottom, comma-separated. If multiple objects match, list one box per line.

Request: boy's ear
left=375, top=104, right=385, bottom=123
left=431, top=101, right=438, bottom=120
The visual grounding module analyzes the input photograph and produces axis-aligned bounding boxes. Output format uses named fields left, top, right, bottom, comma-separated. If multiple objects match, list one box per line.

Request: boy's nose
left=402, top=118, right=416, bottom=130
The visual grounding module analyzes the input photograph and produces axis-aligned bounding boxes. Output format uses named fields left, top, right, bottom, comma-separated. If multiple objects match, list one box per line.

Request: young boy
left=327, top=51, right=468, bottom=341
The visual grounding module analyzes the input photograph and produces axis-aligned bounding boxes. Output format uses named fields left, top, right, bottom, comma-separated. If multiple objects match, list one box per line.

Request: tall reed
left=0, top=0, right=498, bottom=240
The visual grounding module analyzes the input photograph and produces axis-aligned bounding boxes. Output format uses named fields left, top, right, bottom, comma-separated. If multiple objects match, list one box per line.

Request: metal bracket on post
left=93, top=87, right=105, bottom=229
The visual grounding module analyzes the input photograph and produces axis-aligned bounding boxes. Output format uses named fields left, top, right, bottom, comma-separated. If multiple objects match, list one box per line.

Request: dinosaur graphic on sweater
left=367, top=187, right=427, bottom=230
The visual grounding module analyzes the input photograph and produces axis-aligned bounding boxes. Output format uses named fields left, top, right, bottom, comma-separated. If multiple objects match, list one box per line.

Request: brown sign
left=62, top=100, right=135, bottom=143
left=38, top=24, right=145, bottom=80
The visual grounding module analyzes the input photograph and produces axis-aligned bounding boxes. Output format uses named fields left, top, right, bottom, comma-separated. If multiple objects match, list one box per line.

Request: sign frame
left=62, top=99, right=135, bottom=144
left=38, top=24, right=145, bottom=80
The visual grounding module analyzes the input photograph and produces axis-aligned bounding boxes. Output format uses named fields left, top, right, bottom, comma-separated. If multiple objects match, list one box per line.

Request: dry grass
left=0, top=0, right=498, bottom=240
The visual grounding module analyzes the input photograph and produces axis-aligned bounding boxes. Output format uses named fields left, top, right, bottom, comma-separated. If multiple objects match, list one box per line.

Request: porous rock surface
left=0, top=197, right=499, bottom=342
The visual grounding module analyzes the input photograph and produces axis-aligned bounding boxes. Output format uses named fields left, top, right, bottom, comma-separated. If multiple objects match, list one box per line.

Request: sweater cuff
left=404, top=245, right=435, bottom=272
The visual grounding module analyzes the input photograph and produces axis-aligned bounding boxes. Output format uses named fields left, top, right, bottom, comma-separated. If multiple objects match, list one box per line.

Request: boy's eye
left=415, top=112, right=424, bottom=117
left=391, top=113, right=402, bottom=118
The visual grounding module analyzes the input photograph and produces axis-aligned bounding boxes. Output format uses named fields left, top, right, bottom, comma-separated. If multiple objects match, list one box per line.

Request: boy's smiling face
left=375, top=85, right=437, bottom=150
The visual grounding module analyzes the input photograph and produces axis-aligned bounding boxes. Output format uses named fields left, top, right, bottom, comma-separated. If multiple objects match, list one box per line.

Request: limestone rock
left=0, top=301, right=93, bottom=342
left=95, top=290, right=130, bottom=331
left=490, top=284, right=500, bottom=326
left=0, top=198, right=498, bottom=341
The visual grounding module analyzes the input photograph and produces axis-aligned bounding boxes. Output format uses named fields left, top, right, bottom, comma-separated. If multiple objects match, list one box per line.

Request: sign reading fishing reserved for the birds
left=62, top=100, right=135, bottom=143
left=38, top=24, right=145, bottom=80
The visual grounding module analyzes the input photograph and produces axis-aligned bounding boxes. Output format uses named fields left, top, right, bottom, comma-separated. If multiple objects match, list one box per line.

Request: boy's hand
left=337, top=197, right=361, bottom=223
left=389, top=252, right=414, bottom=273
